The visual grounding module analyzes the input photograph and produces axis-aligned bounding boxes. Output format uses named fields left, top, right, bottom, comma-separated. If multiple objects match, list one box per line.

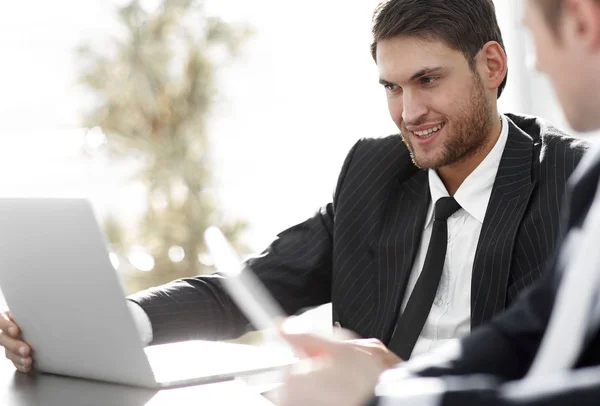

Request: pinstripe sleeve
left=128, top=139, right=364, bottom=345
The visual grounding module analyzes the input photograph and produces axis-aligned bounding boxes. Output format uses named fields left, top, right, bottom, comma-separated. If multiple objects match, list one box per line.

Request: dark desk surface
left=0, top=359, right=274, bottom=406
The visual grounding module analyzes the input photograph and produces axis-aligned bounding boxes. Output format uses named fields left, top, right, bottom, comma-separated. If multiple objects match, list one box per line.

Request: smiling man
left=376, top=32, right=503, bottom=198
left=0, top=0, right=590, bottom=374
left=278, top=0, right=600, bottom=405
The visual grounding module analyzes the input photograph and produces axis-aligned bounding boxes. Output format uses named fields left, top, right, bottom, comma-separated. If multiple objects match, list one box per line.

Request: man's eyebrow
left=409, top=67, right=444, bottom=82
left=379, top=67, right=445, bottom=86
left=378, top=78, right=396, bottom=86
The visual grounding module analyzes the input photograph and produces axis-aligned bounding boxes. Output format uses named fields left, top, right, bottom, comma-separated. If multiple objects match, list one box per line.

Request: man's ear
left=478, top=41, right=507, bottom=94
left=564, top=0, right=600, bottom=50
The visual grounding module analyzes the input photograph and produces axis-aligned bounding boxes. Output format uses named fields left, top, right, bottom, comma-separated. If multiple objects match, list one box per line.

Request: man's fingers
left=345, top=338, right=384, bottom=347
left=5, top=347, right=31, bottom=366
left=281, top=331, right=347, bottom=358
left=280, top=339, right=384, bottom=406
left=0, top=313, right=19, bottom=337
left=343, top=339, right=403, bottom=368
left=5, top=313, right=22, bottom=337
left=0, top=312, right=32, bottom=374
left=14, top=362, right=31, bottom=374
left=4, top=346, right=31, bottom=364
left=0, top=332, right=29, bottom=355
left=344, top=338, right=386, bottom=355
left=281, top=368, right=339, bottom=406
left=0, top=332, right=30, bottom=357
left=4, top=347, right=32, bottom=373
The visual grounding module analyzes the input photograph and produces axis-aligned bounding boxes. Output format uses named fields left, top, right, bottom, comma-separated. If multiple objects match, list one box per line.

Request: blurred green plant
left=77, top=0, right=251, bottom=293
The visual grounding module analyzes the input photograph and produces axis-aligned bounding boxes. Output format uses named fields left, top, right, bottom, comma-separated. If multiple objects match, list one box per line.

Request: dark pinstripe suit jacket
left=130, top=114, right=589, bottom=346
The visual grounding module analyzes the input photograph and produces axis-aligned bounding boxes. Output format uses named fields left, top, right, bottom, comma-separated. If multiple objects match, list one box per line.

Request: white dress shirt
left=399, top=114, right=509, bottom=358
left=127, top=300, right=153, bottom=345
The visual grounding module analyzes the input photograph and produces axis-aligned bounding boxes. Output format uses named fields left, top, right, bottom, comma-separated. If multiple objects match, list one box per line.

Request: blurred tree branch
left=77, top=0, right=251, bottom=292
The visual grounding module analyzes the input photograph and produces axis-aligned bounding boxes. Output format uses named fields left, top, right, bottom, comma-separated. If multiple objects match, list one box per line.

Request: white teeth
left=413, top=123, right=444, bottom=137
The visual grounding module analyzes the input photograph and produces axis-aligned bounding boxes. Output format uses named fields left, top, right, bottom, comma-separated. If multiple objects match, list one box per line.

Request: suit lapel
left=374, top=170, right=430, bottom=343
left=471, top=119, right=537, bottom=328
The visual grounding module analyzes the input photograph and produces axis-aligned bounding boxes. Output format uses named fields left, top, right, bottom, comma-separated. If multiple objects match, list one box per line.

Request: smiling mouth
left=412, top=122, right=445, bottom=139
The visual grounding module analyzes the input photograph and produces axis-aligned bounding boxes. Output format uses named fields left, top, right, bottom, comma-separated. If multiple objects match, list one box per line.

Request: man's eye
left=384, top=84, right=400, bottom=91
left=422, top=77, right=440, bottom=85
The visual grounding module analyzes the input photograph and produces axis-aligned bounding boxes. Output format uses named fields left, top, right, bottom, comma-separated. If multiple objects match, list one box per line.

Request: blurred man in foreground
left=278, top=0, right=600, bottom=405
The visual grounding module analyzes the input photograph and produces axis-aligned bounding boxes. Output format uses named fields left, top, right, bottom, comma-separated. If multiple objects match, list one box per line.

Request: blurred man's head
left=371, top=0, right=508, bottom=171
left=524, top=0, right=600, bottom=132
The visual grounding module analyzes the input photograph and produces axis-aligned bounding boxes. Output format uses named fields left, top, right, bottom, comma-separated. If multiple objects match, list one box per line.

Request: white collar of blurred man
left=523, top=0, right=600, bottom=133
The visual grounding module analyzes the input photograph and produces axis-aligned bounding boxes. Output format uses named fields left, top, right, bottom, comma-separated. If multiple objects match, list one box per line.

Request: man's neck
left=438, top=114, right=503, bottom=196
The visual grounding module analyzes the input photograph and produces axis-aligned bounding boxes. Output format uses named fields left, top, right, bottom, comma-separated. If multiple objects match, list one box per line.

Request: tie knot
left=434, top=197, right=461, bottom=221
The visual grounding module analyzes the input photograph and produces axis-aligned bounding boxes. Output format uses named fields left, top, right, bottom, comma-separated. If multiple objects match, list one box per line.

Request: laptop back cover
left=0, top=198, right=156, bottom=387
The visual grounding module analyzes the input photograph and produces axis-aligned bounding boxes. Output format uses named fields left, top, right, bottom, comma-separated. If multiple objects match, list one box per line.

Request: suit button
left=434, top=298, right=443, bottom=306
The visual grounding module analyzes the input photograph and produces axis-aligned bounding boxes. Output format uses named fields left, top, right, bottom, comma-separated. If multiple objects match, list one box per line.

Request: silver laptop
left=0, top=198, right=294, bottom=388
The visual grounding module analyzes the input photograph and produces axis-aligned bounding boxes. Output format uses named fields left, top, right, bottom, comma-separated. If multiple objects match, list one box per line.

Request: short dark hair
left=535, top=0, right=564, bottom=29
left=534, top=0, right=600, bottom=37
left=370, top=0, right=508, bottom=98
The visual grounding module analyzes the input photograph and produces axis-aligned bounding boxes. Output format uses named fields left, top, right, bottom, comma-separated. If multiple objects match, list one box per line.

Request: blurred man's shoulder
left=507, top=112, right=590, bottom=155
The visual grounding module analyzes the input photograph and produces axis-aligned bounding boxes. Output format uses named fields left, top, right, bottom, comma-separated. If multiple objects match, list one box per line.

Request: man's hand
left=331, top=322, right=403, bottom=369
left=343, top=338, right=403, bottom=369
left=0, top=312, right=32, bottom=373
left=279, top=332, right=386, bottom=406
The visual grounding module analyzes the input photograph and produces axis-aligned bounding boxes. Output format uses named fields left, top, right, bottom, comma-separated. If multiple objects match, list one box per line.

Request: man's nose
left=402, top=91, right=429, bottom=125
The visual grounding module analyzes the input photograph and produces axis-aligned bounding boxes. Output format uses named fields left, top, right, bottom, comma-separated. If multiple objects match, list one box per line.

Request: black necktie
left=388, top=197, right=462, bottom=360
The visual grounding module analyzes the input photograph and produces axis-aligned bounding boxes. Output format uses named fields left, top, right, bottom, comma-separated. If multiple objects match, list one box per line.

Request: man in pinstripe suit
left=0, top=0, right=590, bottom=374
left=277, top=0, right=600, bottom=405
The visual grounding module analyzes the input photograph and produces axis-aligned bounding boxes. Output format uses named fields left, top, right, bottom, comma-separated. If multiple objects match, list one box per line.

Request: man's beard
left=401, top=74, right=493, bottom=170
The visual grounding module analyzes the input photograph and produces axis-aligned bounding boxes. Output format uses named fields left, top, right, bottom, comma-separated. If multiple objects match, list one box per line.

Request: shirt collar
left=424, top=114, right=510, bottom=229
